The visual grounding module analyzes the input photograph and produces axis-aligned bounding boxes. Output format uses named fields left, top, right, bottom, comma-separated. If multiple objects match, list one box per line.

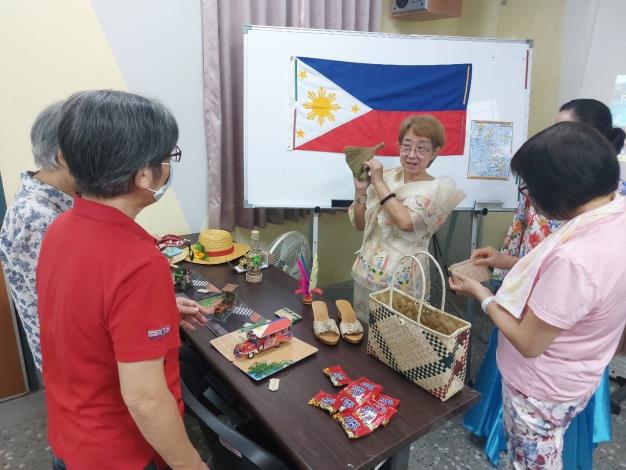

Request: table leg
left=378, top=445, right=410, bottom=470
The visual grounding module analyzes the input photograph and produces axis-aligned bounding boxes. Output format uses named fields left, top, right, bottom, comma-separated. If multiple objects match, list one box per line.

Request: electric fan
left=267, top=231, right=311, bottom=280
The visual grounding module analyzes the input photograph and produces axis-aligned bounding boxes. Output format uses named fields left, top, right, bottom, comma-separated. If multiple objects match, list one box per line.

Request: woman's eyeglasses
left=168, top=145, right=182, bottom=162
left=518, top=183, right=529, bottom=196
left=400, top=142, right=433, bottom=155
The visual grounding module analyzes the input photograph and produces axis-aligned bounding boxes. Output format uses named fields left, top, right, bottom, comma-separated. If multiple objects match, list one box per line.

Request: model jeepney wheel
left=247, top=352, right=254, bottom=359
left=258, top=344, right=264, bottom=351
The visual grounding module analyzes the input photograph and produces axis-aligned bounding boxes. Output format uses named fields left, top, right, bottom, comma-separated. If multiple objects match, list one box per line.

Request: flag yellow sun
left=303, top=87, right=341, bottom=125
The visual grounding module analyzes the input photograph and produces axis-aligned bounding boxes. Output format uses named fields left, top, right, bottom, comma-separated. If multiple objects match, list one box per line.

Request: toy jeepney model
left=233, top=318, right=293, bottom=359
left=212, top=283, right=239, bottom=314
left=172, top=267, right=192, bottom=291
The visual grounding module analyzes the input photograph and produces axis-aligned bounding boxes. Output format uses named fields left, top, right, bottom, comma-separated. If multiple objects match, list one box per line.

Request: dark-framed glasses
left=518, top=183, right=529, bottom=196
left=168, top=145, right=182, bottom=162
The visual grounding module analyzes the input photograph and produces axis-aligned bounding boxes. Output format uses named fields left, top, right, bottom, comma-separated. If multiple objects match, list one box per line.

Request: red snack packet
left=371, top=393, right=400, bottom=410
left=333, top=389, right=359, bottom=416
left=366, top=399, right=398, bottom=427
left=308, top=391, right=339, bottom=414
left=343, top=377, right=383, bottom=405
left=337, top=412, right=372, bottom=439
left=323, top=365, right=352, bottom=387
left=335, top=397, right=397, bottom=428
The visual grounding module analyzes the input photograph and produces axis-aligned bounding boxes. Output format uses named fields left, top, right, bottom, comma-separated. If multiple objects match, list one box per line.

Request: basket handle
left=414, top=250, right=446, bottom=312
left=389, top=252, right=446, bottom=324
left=390, top=254, right=427, bottom=322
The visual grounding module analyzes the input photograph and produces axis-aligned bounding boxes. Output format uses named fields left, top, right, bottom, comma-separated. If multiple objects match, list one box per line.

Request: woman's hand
left=353, top=175, right=370, bottom=195
left=363, top=159, right=384, bottom=184
left=176, top=297, right=209, bottom=331
left=449, top=272, right=492, bottom=301
left=471, top=247, right=518, bottom=270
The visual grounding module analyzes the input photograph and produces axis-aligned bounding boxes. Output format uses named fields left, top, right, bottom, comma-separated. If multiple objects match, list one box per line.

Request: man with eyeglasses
left=37, top=91, right=209, bottom=470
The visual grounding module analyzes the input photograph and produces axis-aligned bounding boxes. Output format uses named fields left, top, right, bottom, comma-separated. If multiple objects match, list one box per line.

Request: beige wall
left=0, top=0, right=191, bottom=236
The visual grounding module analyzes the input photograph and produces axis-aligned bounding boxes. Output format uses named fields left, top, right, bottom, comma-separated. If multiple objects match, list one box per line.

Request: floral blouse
left=349, top=167, right=465, bottom=295
left=0, top=172, right=73, bottom=370
left=493, top=182, right=626, bottom=282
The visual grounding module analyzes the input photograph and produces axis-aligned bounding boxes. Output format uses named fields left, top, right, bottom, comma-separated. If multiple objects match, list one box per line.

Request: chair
left=267, top=231, right=310, bottom=280
left=179, top=344, right=290, bottom=470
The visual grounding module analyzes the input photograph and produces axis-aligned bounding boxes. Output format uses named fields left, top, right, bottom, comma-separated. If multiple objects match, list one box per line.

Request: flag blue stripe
left=299, top=57, right=471, bottom=112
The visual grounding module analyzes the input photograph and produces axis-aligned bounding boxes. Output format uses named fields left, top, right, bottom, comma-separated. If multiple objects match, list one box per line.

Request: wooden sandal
left=335, top=300, right=364, bottom=344
left=312, top=301, right=340, bottom=346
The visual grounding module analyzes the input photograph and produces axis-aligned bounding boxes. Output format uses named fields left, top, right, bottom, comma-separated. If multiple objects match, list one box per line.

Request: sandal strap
left=314, top=319, right=339, bottom=336
left=340, top=320, right=364, bottom=336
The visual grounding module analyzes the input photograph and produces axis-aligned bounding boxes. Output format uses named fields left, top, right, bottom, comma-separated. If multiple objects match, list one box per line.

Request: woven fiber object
left=367, top=253, right=471, bottom=401
left=344, top=142, right=385, bottom=181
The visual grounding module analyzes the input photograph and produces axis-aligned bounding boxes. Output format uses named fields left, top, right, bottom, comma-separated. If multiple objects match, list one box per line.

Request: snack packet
left=308, top=391, right=339, bottom=414
left=343, top=377, right=383, bottom=405
left=337, top=412, right=372, bottom=438
left=323, top=365, right=352, bottom=387
left=371, top=393, right=400, bottom=410
left=333, top=389, right=359, bottom=415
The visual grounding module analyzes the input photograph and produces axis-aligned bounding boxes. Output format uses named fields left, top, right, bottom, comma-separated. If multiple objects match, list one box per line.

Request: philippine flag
left=289, top=57, right=472, bottom=156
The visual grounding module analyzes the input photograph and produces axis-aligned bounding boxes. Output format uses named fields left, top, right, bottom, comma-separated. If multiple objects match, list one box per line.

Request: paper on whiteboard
left=467, top=120, right=513, bottom=180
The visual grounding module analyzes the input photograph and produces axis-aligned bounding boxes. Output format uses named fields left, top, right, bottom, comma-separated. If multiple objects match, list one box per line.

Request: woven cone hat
left=344, top=142, right=385, bottom=181
left=187, top=229, right=249, bottom=265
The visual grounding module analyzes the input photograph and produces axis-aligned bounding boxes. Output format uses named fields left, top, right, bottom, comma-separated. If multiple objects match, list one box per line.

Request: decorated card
left=449, top=259, right=491, bottom=283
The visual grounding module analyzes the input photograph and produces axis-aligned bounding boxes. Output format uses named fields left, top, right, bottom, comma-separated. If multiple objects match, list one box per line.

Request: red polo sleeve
left=108, top=254, right=180, bottom=362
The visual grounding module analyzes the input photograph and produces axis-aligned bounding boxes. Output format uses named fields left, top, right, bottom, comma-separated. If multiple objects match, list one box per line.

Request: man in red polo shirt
left=37, top=90, right=208, bottom=470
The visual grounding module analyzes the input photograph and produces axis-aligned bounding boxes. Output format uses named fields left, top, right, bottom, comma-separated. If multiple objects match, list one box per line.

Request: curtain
left=201, top=0, right=381, bottom=230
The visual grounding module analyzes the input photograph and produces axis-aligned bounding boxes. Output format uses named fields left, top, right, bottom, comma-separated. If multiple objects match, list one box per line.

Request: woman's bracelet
left=481, top=296, right=497, bottom=314
left=380, top=193, right=396, bottom=206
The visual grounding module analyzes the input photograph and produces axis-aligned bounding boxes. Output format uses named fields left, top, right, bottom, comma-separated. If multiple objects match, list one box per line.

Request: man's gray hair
left=31, top=101, right=64, bottom=169
left=58, top=90, right=178, bottom=198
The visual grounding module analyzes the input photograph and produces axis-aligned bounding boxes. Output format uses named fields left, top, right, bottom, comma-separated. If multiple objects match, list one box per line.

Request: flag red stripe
left=295, top=110, right=467, bottom=156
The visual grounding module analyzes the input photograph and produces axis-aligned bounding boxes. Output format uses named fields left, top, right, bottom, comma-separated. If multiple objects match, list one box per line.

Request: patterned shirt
left=0, top=172, right=73, bottom=370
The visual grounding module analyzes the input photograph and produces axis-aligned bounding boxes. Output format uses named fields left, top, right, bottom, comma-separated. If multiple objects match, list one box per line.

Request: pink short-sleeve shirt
left=497, top=204, right=626, bottom=402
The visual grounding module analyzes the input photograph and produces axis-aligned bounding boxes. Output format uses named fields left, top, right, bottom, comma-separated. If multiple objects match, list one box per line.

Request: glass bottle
left=246, top=229, right=263, bottom=283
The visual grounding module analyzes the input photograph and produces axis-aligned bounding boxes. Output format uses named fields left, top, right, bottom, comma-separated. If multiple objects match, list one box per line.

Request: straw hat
left=186, top=229, right=249, bottom=265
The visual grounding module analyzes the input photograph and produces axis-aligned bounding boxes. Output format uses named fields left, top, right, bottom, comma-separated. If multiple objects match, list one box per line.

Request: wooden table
left=184, top=262, right=479, bottom=470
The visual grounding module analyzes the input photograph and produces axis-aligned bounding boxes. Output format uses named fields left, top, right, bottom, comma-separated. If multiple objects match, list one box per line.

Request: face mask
left=148, top=163, right=173, bottom=202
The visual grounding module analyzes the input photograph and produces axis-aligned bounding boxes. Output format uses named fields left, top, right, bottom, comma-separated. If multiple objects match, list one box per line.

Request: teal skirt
left=463, top=328, right=612, bottom=468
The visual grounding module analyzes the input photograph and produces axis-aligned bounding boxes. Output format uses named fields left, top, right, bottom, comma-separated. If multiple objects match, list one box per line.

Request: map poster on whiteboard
left=467, top=120, right=514, bottom=180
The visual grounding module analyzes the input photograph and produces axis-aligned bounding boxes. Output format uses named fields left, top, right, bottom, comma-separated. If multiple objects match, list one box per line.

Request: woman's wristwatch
left=354, top=194, right=367, bottom=205
left=481, top=296, right=497, bottom=314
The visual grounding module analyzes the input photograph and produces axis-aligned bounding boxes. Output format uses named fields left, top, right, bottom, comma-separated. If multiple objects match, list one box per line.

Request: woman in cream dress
left=349, top=115, right=466, bottom=322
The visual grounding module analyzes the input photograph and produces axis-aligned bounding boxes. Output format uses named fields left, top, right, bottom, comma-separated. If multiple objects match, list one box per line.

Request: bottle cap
left=251, top=229, right=260, bottom=241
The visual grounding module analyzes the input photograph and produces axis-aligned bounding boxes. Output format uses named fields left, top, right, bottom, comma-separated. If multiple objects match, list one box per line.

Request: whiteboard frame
left=244, top=25, right=533, bottom=211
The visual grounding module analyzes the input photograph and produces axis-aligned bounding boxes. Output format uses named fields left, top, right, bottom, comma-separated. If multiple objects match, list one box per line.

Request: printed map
left=467, top=121, right=513, bottom=180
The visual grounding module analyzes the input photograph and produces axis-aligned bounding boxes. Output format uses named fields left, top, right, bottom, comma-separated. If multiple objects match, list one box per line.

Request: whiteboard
left=244, top=26, right=532, bottom=210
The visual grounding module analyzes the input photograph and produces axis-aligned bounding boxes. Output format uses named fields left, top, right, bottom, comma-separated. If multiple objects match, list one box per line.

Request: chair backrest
left=179, top=356, right=289, bottom=470
left=267, top=231, right=310, bottom=280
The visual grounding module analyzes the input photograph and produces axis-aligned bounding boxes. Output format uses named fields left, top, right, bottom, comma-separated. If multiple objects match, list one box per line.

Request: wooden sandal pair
left=312, top=300, right=364, bottom=346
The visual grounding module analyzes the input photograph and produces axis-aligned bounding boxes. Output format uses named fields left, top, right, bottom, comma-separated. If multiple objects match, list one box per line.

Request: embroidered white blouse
left=349, top=167, right=465, bottom=295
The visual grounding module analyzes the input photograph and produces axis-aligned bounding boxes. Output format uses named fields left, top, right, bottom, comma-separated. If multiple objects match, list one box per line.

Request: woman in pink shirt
left=450, top=121, right=626, bottom=469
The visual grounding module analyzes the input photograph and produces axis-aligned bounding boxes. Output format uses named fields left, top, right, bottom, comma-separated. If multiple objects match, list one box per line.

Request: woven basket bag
left=367, top=252, right=471, bottom=401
